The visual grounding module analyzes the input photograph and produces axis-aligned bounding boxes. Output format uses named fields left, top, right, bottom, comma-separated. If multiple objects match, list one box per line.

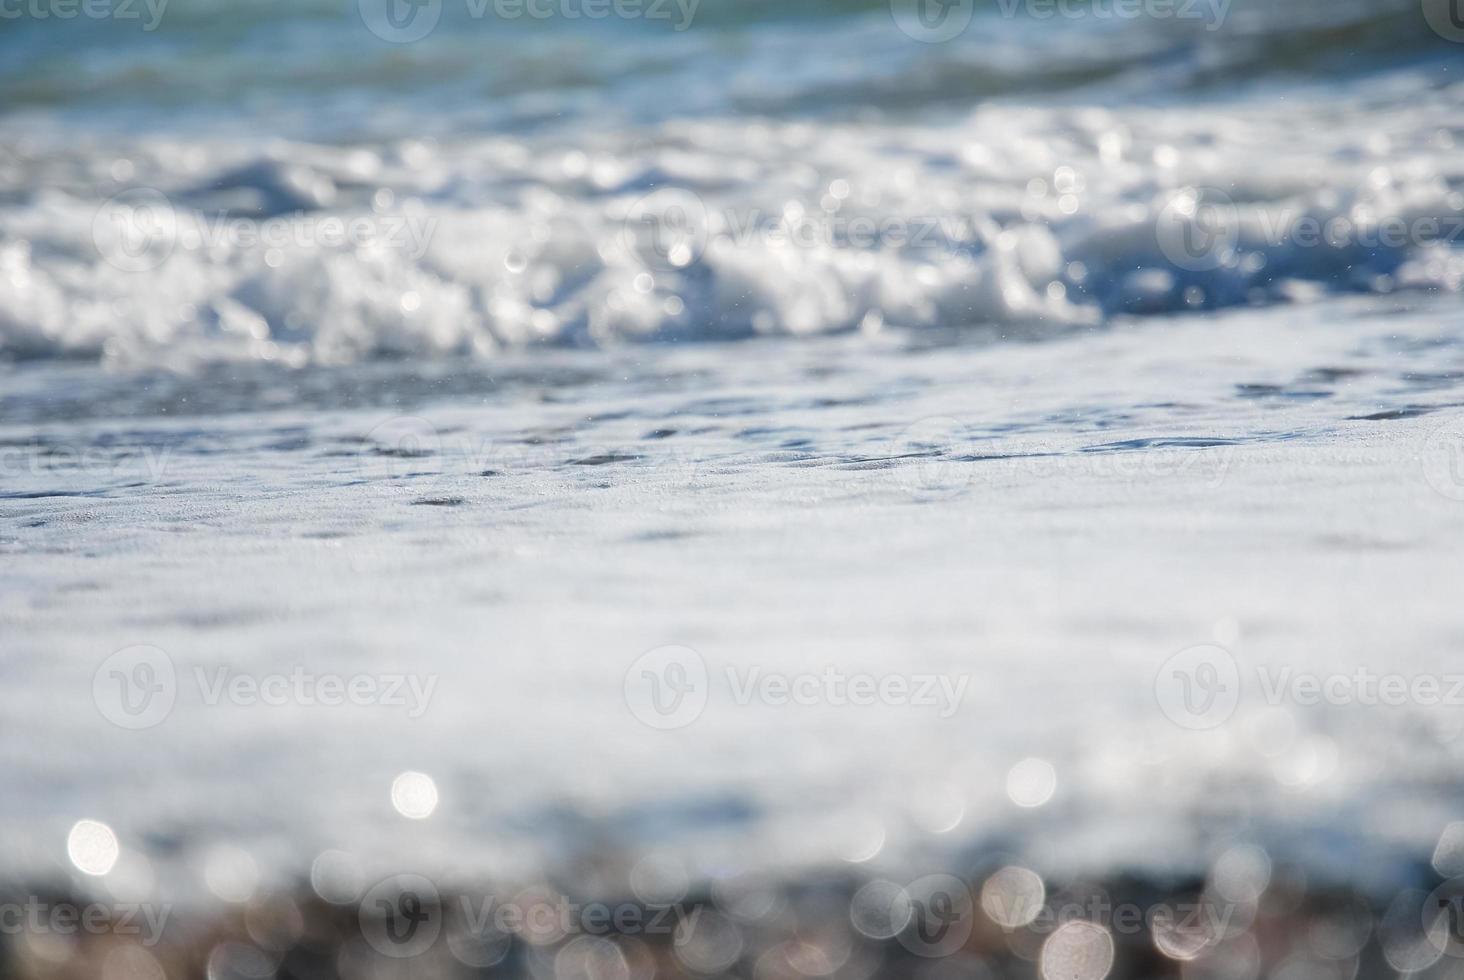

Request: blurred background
left=4, top=2, right=1464, bottom=979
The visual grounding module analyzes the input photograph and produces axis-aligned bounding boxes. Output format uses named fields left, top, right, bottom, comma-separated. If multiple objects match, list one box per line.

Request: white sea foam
left=2, top=60, right=1461, bottom=368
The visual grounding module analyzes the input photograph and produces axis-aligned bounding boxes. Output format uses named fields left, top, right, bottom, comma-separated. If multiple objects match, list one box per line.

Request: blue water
left=0, top=0, right=1450, bottom=137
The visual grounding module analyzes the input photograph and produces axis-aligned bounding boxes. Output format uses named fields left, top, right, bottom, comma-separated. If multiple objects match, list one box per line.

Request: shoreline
left=4, top=851, right=1459, bottom=980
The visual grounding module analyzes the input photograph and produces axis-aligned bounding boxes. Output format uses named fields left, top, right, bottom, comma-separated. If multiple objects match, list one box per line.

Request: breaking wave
left=0, top=0, right=1460, bottom=366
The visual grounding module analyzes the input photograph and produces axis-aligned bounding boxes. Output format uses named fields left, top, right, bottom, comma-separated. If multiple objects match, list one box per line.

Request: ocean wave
left=1, top=60, right=1462, bottom=367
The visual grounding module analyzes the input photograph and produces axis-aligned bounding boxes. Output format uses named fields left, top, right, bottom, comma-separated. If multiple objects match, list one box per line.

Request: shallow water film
left=3, top=1, right=1464, bottom=978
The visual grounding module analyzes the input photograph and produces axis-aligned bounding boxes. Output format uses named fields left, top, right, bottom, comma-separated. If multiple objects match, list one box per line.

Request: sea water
left=1, top=0, right=1463, bottom=898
